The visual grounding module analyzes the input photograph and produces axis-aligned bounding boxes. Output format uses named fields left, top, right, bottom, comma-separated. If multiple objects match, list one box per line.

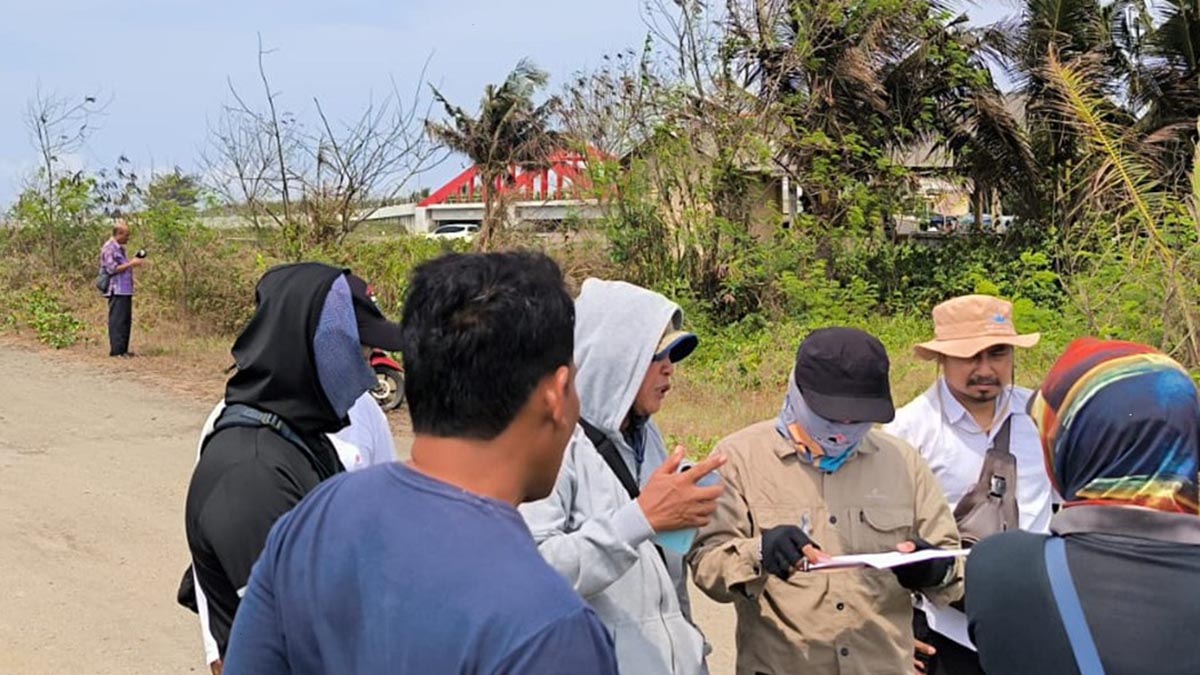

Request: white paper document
left=805, top=548, right=969, bottom=571
left=922, top=601, right=974, bottom=649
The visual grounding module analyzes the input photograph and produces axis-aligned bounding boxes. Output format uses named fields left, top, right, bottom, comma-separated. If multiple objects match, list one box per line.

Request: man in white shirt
left=885, top=294, right=1055, bottom=675
left=329, top=392, right=397, bottom=470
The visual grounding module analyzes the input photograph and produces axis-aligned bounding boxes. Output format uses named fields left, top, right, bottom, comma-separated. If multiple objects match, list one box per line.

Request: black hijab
left=225, top=263, right=350, bottom=439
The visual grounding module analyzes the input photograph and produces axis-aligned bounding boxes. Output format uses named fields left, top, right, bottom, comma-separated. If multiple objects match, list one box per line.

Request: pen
left=799, top=512, right=812, bottom=573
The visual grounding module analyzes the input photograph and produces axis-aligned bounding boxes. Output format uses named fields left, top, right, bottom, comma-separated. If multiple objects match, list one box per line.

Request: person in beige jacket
left=689, top=328, right=964, bottom=675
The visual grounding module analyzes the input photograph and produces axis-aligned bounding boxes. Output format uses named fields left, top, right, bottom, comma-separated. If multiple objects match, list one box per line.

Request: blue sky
left=0, top=0, right=1014, bottom=207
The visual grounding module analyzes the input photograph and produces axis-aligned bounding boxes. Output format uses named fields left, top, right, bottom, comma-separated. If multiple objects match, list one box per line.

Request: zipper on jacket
left=654, top=554, right=677, bottom=674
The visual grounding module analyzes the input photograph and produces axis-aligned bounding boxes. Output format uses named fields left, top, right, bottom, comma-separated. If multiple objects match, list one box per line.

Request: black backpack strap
left=210, top=404, right=341, bottom=480
left=579, top=418, right=640, bottom=500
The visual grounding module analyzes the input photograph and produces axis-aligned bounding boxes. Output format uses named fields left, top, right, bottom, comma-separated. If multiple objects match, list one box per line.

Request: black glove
left=761, top=525, right=820, bottom=580
left=891, top=537, right=954, bottom=590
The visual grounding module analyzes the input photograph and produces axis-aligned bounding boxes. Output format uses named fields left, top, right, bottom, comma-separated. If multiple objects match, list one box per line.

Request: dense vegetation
left=3, top=0, right=1199, bottom=409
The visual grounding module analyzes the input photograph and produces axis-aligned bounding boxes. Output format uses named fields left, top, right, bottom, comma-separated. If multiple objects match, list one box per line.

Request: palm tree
left=719, top=0, right=1038, bottom=231
left=1129, top=1, right=1200, bottom=190
left=883, top=17, right=1038, bottom=225
left=1042, top=48, right=1200, bottom=365
left=745, top=0, right=940, bottom=221
left=710, top=0, right=1041, bottom=235
left=426, top=59, right=560, bottom=249
left=985, top=0, right=1136, bottom=222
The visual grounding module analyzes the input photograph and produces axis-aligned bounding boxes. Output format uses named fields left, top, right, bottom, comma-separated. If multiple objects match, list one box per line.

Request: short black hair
left=401, top=251, right=575, bottom=440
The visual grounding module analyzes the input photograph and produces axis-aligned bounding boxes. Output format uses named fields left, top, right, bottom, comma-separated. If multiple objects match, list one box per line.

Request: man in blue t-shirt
left=223, top=252, right=618, bottom=675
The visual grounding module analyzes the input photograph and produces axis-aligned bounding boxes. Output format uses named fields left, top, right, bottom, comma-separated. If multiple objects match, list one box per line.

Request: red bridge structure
left=356, top=149, right=607, bottom=233
left=418, top=150, right=596, bottom=207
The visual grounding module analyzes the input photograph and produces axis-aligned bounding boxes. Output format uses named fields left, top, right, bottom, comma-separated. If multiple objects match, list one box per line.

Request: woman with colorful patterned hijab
left=1031, top=338, right=1200, bottom=514
left=966, top=338, right=1200, bottom=675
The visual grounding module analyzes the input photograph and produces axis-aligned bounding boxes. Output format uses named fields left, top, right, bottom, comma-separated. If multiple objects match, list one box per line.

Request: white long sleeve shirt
left=885, top=379, right=1055, bottom=648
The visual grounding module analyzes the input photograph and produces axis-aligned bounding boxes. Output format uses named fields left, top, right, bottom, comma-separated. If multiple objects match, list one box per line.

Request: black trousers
left=913, top=609, right=985, bottom=675
left=107, top=294, right=132, bottom=356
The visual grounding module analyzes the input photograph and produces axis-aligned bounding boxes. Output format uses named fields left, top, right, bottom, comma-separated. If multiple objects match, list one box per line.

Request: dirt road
left=0, top=343, right=736, bottom=674
left=0, top=343, right=209, bottom=673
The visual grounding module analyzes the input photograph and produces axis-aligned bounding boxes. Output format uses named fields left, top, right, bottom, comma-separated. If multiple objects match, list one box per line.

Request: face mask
left=776, top=373, right=873, bottom=472
left=794, top=400, right=873, bottom=457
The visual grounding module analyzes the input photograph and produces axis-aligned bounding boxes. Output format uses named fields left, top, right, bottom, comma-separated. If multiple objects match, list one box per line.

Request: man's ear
left=543, top=365, right=574, bottom=426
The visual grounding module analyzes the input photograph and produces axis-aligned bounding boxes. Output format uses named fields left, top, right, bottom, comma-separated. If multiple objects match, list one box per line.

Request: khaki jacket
left=688, top=421, right=963, bottom=675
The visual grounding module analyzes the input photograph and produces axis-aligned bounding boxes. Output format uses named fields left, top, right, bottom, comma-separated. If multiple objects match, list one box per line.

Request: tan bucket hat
left=914, top=295, right=1040, bottom=360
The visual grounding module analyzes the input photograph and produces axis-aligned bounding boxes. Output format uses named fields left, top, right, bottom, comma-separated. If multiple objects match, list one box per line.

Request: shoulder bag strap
left=953, top=416, right=1018, bottom=521
left=578, top=418, right=668, bottom=564
left=1043, top=537, right=1107, bottom=675
left=579, top=418, right=641, bottom=500
left=991, top=416, right=1013, bottom=455
left=991, top=416, right=1020, bottom=527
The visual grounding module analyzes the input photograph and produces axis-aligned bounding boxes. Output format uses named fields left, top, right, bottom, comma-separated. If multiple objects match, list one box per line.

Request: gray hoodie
left=520, top=279, right=707, bottom=675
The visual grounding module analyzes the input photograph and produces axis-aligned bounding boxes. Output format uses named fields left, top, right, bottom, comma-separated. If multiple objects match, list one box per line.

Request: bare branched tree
left=22, top=86, right=108, bottom=271
left=641, top=0, right=721, bottom=97
left=559, top=1, right=778, bottom=306
left=203, top=34, right=444, bottom=257
left=559, top=46, right=663, bottom=158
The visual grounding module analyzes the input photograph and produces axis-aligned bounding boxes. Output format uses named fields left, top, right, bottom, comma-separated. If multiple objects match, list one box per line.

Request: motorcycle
left=369, top=349, right=405, bottom=411
left=363, top=282, right=405, bottom=411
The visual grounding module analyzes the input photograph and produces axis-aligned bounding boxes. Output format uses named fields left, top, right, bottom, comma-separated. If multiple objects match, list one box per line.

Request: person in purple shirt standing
left=99, top=219, right=144, bottom=357
left=223, top=252, right=619, bottom=675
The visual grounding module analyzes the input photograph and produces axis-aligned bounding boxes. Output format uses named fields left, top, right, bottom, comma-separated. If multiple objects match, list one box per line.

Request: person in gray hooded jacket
left=520, top=278, right=725, bottom=675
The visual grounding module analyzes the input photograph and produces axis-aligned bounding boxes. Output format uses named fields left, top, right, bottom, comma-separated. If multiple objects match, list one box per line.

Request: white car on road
left=427, top=223, right=479, bottom=241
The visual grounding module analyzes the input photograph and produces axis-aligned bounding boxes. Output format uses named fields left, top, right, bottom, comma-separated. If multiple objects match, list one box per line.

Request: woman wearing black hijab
left=185, top=262, right=383, bottom=668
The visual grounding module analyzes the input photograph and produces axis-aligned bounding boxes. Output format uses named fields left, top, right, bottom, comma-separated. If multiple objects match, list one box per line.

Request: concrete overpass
left=363, top=198, right=603, bottom=233
left=199, top=150, right=605, bottom=233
